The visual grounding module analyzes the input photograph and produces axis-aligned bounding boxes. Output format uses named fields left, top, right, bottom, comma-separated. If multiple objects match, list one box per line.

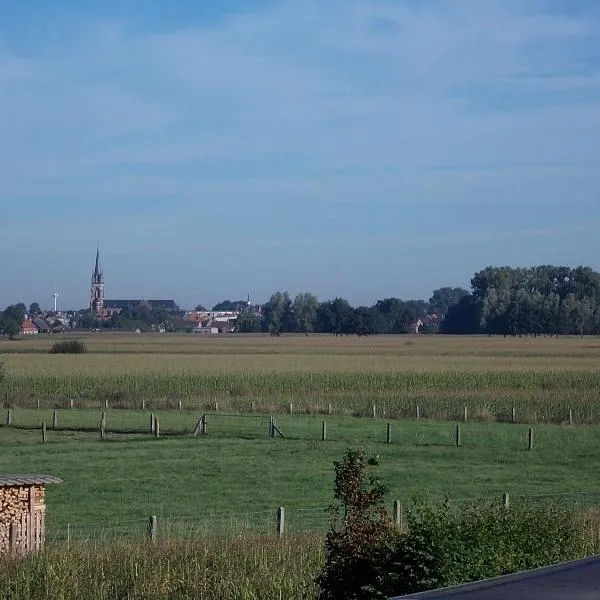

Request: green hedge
left=387, top=500, right=595, bottom=596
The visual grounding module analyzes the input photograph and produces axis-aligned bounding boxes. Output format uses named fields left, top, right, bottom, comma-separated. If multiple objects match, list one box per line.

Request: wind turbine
left=52, top=291, right=59, bottom=313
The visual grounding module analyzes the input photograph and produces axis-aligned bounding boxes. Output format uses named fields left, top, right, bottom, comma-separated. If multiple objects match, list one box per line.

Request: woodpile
left=0, top=486, right=46, bottom=553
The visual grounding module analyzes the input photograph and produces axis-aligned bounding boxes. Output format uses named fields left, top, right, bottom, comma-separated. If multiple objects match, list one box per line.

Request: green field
left=2, top=414, right=600, bottom=541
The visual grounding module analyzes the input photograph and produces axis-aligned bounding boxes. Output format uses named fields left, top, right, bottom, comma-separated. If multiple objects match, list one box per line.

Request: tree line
left=238, top=265, right=600, bottom=336
left=2, top=265, right=599, bottom=337
left=443, top=266, right=600, bottom=336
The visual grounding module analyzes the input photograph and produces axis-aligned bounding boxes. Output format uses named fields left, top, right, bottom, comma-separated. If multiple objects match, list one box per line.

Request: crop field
left=1, top=333, right=600, bottom=423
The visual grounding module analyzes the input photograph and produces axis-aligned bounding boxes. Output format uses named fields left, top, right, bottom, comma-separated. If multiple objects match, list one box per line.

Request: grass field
left=2, top=333, right=600, bottom=423
left=2, top=414, right=600, bottom=540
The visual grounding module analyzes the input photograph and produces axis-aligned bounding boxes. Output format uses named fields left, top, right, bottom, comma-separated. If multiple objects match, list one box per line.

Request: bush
left=316, top=448, right=401, bottom=600
left=49, top=340, right=87, bottom=354
left=317, top=449, right=596, bottom=599
left=388, top=499, right=594, bottom=596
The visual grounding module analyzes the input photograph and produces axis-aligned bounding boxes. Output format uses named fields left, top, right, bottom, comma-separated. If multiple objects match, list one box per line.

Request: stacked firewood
left=0, top=487, right=29, bottom=551
left=0, top=487, right=29, bottom=518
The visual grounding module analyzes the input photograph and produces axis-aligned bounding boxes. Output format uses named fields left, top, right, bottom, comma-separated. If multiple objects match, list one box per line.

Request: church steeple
left=90, top=246, right=105, bottom=314
left=92, top=246, right=102, bottom=283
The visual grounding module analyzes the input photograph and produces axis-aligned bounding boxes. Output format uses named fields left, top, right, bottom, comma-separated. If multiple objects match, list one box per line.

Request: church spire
left=94, top=245, right=101, bottom=279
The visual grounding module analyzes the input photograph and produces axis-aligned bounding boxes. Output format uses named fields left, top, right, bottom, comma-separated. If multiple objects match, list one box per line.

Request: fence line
left=0, top=395, right=588, bottom=427
left=2, top=407, right=593, bottom=452
left=44, top=491, right=600, bottom=547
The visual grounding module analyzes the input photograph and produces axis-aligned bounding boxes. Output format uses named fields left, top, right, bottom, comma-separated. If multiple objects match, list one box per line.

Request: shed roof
left=0, top=475, right=63, bottom=488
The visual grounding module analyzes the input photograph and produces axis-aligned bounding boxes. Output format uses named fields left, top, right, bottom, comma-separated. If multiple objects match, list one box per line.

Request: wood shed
left=0, top=474, right=62, bottom=553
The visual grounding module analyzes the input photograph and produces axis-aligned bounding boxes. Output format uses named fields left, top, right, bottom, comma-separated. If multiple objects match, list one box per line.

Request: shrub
left=49, top=340, right=87, bottom=354
left=317, top=449, right=596, bottom=599
left=316, top=448, right=401, bottom=600
left=388, top=499, right=593, bottom=596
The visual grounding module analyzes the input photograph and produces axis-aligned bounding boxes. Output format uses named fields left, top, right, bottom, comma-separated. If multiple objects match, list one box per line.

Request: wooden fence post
left=512, top=407, right=516, bottom=423
left=463, top=405, right=468, bottom=423
left=154, top=417, right=160, bottom=438
left=416, top=405, right=420, bottom=420
left=201, top=414, right=207, bottom=435
left=9, top=522, right=17, bottom=553
left=321, top=420, right=327, bottom=441
left=150, top=413, right=155, bottom=434
left=148, top=516, right=157, bottom=542
left=36, top=398, right=40, bottom=410
left=42, top=421, right=47, bottom=443
left=6, top=409, right=12, bottom=427
left=328, top=403, right=333, bottom=415
left=69, top=397, right=74, bottom=409
left=104, top=399, right=108, bottom=409
left=455, top=424, right=461, bottom=447
left=502, top=493, right=510, bottom=509
left=386, top=422, right=392, bottom=444
left=53, top=410, right=58, bottom=429
left=528, top=428, right=534, bottom=451
left=393, top=500, right=401, bottom=528
left=142, top=399, right=146, bottom=411
left=569, top=408, right=573, bottom=426
left=372, top=405, right=377, bottom=419
left=277, top=507, right=285, bottom=538
left=289, top=403, right=293, bottom=415
left=214, top=401, right=219, bottom=412
left=178, top=400, right=182, bottom=411
left=250, top=401, right=255, bottom=413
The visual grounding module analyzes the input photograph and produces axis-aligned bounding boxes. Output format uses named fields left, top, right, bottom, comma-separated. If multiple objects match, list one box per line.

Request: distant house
left=104, top=299, right=178, bottom=312
left=209, top=320, right=236, bottom=334
left=408, top=319, right=424, bottom=334
left=193, top=325, right=219, bottom=335
left=32, top=318, right=52, bottom=334
left=20, top=320, right=38, bottom=335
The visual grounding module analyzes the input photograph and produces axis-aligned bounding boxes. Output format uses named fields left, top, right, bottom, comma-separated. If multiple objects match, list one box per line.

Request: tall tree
left=293, top=292, right=319, bottom=335
left=29, top=302, right=41, bottom=316
left=235, top=311, right=262, bottom=333
left=428, top=287, right=469, bottom=316
left=262, top=291, right=293, bottom=336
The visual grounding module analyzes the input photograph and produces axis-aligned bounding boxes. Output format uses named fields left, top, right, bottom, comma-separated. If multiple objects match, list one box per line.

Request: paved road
left=390, top=555, right=600, bottom=599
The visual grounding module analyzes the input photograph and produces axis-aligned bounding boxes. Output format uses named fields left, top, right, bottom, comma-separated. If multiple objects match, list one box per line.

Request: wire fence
left=42, top=492, right=600, bottom=548
left=45, top=506, right=332, bottom=547
left=4, top=407, right=595, bottom=450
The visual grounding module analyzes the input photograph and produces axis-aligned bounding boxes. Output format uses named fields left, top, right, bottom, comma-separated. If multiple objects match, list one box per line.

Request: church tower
left=90, top=247, right=104, bottom=314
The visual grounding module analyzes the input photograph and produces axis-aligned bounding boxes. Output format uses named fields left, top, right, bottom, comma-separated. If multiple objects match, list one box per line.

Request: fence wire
left=41, top=491, right=600, bottom=548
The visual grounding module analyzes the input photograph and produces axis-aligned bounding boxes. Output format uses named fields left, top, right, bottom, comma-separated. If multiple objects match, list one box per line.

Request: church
left=90, top=248, right=178, bottom=318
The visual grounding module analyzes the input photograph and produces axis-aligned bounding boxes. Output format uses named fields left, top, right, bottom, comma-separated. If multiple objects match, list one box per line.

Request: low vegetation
left=48, top=340, right=87, bottom=354
left=316, top=448, right=598, bottom=599
left=0, top=536, right=322, bottom=600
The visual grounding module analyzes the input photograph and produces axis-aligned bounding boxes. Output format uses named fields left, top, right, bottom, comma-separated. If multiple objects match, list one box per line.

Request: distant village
left=16, top=248, right=261, bottom=336
left=5, top=247, right=457, bottom=338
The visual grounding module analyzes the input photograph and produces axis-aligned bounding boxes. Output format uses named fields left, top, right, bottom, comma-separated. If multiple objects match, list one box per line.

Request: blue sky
left=1, top=0, right=599, bottom=310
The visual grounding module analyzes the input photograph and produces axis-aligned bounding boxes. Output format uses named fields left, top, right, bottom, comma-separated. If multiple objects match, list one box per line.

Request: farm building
left=0, top=474, right=62, bottom=553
